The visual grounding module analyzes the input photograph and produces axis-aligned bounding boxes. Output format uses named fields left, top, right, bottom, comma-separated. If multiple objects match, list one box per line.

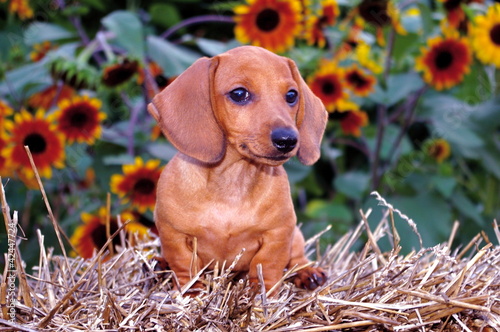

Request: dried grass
left=1, top=162, right=500, bottom=331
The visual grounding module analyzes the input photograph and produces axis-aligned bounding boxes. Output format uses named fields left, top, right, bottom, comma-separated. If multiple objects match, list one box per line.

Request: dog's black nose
left=271, top=128, right=298, bottom=153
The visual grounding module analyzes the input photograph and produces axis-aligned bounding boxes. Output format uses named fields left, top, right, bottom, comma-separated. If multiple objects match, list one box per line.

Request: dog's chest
left=184, top=201, right=265, bottom=264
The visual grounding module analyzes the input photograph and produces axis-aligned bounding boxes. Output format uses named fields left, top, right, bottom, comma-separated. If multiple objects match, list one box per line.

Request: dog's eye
left=286, top=90, right=298, bottom=105
left=229, top=88, right=251, bottom=104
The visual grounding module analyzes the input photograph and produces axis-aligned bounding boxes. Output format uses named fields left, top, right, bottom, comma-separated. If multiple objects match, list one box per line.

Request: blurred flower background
left=1, top=0, right=499, bottom=265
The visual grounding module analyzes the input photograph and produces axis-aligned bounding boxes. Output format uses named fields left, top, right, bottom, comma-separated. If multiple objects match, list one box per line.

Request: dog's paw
left=145, top=256, right=170, bottom=280
left=152, top=256, right=169, bottom=271
left=293, top=266, right=327, bottom=290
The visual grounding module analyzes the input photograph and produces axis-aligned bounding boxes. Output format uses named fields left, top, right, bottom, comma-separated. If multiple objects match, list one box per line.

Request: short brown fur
left=148, top=46, right=328, bottom=293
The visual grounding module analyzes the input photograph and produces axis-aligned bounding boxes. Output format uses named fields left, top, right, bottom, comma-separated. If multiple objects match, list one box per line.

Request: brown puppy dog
left=148, top=46, right=328, bottom=293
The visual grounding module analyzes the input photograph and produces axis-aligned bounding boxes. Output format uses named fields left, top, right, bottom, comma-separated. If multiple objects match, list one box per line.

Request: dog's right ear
left=148, top=57, right=226, bottom=164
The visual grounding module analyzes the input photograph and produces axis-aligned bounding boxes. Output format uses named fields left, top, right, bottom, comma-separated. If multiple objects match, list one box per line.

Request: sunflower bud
left=49, top=57, right=98, bottom=90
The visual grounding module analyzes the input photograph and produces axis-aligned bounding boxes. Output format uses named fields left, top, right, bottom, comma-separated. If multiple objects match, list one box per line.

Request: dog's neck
left=179, top=144, right=284, bottom=198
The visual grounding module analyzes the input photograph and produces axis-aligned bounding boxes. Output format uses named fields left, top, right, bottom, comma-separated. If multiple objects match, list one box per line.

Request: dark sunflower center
left=256, top=8, right=280, bottom=32
left=490, top=24, right=500, bottom=46
left=430, top=144, right=443, bottom=158
left=347, top=72, right=367, bottom=87
left=155, top=75, right=169, bottom=89
left=443, top=0, right=462, bottom=11
left=329, top=111, right=349, bottom=121
left=70, top=111, right=88, bottom=127
left=322, top=81, right=335, bottom=95
left=359, top=2, right=391, bottom=27
left=133, top=178, right=155, bottom=195
left=435, top=50, right=453, bottom=69
left=23, top=133, right=47, bottom=154
left=91, top=222, right=120, bottom=250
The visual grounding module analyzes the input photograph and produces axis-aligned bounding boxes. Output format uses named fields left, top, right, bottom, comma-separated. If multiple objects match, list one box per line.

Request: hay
left=1, top=178, right=500, bottom=331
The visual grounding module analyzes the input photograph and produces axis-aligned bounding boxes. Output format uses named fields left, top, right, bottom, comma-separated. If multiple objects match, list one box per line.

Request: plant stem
left=385, top=86, right=428, bottom=166
left=371, top=29, right=396, bottom=190
left=121, top=93, right=142, bottom=156
left=161, top=15, right=235, bottom=40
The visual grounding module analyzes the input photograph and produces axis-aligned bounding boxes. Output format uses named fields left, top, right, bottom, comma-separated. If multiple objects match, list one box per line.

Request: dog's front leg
left=156, top=223, right=203, bottom=291
left=247, top=227, right=293, bottom=293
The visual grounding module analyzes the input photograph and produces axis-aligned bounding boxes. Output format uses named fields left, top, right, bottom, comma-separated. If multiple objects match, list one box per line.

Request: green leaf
left=425, top=95, right=484, bottom=153
left=149, top=3, right=181, bottom=29
left=146, top=142, right=178, bottom=162
left=147, top=36, right=201, bottom=76
left=477, top=141, right=500, bottom=180
left=451, top=189, right=484, bottom=226
left=196, top=38, right=232, bottom=57
left=388, top=193, right=452, bottom=248
left=365, top=124, right=413, bottom=161
left=0, top=61, right=51, bottom=96
left=417, top=2, right=435, bottom=37
left=102, top=10, right=145, bottom=59
left=24, top=22, right=75, bottom=46
left=392, top=33, right=420, bottom=63
left=433, top=122, right=483, bottom=149
left=284, top=159, right=313, bottom=184
left=65, top=145, right=92, bottom=174
left=369, top=72, right=424, bottom=107
left=334, top=171, right=370, bottom=200
left=431, top=175, right=456, bottom=198
left=455, top=62, right=491, bottom=104
left=469, top=97, right=500, bottom=133
left=103, top=154, right=135, bottom=166
left=305, top=199, right=353, bottom=222
left=81, top=0, right=106, bottom=11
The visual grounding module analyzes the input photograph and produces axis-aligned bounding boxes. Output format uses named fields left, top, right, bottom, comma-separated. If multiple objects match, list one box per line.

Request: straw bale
left=1, top=180, right=499, bottom=331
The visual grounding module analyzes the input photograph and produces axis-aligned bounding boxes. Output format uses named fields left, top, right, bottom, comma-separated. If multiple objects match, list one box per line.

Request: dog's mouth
left=239, top=143, right=293, bottom=164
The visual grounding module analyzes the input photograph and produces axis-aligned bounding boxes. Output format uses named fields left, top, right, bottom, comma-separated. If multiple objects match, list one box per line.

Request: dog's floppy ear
left=148, top=57, right=225, bottom=164
left=288, top=59, right=328, bottom=165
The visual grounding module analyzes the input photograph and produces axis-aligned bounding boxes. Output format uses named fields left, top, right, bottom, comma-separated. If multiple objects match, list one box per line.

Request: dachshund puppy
left=148, top=46, right=328, bottom=293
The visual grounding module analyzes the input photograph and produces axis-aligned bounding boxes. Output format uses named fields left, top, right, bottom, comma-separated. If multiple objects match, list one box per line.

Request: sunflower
left=330, top=108, right=369, bottom=137
left=3, top=109, right=65, bottom=180
left=426, top=138, right=451, bottom=163
left=336, top=18, right=364, bottom=60
left=28, top=84, right=75, bottom=110
left=438, top=0, right=483, bottom=30
left=70, top=207, right=150, bottom=259
left=110, top=157, right=162, bottom=213
left=470, top=3, right=500, bottom=68
left=55, top=95, right=106, bottom=144
left=304, top=0, right=339, bottom=48
left=102, top=59, right=139, bottom=87
left=30, top=41, right=56, bottom=62
left=354, top=42, right=384, bottom=74
left=307, top=61, right=357, bottom=112
left=1, top=0, right=34, bottom=20
left=344, top=64, right=376, bottom=97
left=415, top=29, right=472, bottom=90
left=0, top=133, right=11, bottom=177
left=0, top=100, right=13, bottom=129
left=234, top=0, right=303, bottom=53
left=357, top=0, right=406, bottom=46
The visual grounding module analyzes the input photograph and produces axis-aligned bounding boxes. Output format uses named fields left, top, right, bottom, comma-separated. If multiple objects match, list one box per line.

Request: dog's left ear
left=288, top=59, right=328, bottom=165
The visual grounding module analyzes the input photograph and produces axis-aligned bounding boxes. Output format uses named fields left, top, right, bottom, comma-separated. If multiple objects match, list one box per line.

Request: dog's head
left=148, top=46, right=327, bottom=166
